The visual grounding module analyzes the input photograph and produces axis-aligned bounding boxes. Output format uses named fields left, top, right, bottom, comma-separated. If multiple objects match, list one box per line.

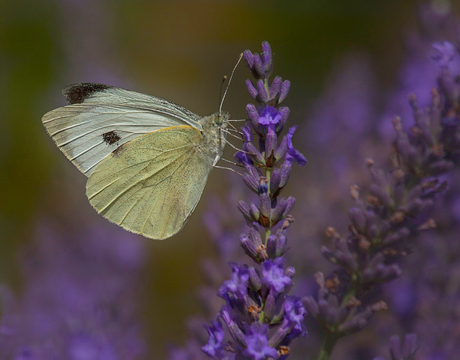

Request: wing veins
left=119, top=186, right=153, bottom=225
left=141, top=150, right=195, bottom=233
left=69, top=140, right=104, bottom=161
left=88, top=144, right=193, bottom=186
left=94, top=149, right=191, bottom=213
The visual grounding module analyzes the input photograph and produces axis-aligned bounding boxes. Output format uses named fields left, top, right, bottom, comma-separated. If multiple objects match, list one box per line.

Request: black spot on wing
left=102, top=131, right=121, bottom=145
left=63, top=83, right=113, bottom=104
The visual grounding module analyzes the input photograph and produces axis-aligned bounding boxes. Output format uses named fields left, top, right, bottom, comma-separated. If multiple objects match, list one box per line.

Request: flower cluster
left=0, top=223, right=146, bottom=360
left=303, top=35, right=460, bottom=359
left=373, top=334, right=418, bottom=360
left=201, top=42, right=307, bottom=360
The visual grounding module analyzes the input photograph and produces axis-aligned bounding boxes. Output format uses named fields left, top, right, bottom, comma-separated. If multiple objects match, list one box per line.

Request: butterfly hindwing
left=42, top=83, right=202, bottom=176
left=85, top=126, right=213, bottom=240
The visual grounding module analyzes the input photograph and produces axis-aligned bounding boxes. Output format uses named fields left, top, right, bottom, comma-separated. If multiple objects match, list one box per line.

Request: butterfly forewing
left=85, top=126, right=214, bottom=240
left=42, top=83, right=202, bottom=176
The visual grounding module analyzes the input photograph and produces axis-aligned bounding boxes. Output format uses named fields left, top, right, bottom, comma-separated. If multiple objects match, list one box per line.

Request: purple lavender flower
left=303, top=11, right=460, bottom=360
left=202, top=320, right=226, bottom=360
left=218, top=263, right=249, bottom=300
left=285, top=127, right=307, bottom=166
left=262, top=258, right=292, bottom=294
left=0, top=222, right=147, bottom=360
left=259, top=107, right=282, bottom=125
left=373, top=334, right=418, bottom=360
left=243, top=323, right=278, bottom=360
left=172, top=6, right=460, bottom=360
left=431, top=41, right=458, bottom=68
left=201, top=41, right=307, bottom=360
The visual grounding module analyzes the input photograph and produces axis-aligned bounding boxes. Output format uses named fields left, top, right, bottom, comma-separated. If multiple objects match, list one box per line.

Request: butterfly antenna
left=219, top=53, right=243, bottom=115
left=218, top=76, right=227, bottom=113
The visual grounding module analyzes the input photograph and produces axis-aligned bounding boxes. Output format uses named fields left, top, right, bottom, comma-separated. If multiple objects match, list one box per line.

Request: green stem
left=316, top=333, right=340, bottom=360
left=339, top=278, right=358, bottom=307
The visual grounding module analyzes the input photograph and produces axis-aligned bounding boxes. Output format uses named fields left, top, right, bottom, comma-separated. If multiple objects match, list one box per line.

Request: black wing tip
left=62, top=83, right=113, bottom=104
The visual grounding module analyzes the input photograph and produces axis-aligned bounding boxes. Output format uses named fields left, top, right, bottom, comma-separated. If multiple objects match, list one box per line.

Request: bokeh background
left=1, top=0, right=460, bottom=359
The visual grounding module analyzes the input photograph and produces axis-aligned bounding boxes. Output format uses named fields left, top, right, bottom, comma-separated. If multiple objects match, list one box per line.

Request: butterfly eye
left=215, top=115, right=224, bottom=126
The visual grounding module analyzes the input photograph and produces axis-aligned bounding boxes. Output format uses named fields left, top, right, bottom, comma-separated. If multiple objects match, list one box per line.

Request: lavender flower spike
left=308, top=31, right=460, bottom=360
left=203, top=41, right=307, bottom=360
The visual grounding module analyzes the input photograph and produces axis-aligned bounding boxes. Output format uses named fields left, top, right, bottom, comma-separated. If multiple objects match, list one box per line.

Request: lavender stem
left=317, top=333, right=341, bottom=360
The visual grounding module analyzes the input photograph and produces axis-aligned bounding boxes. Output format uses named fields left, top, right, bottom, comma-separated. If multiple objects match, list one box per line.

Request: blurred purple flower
left=431, top=41, right=457, bottom=68
left=0, top=222, right=147, bottom=360
left=202, top=320, right=226, bottom=360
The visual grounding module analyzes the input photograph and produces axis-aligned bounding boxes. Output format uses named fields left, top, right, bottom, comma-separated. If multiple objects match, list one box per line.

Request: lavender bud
left=248, top=227, right=263, bottom=248
left=402, top=334, right=418, bottom=359
left=389, top=336, right=403, bottom=360
left=382, top=227, right=410, bottom=245
left=259, top=191, right=271, bottom=221
left=237, top=200, right=252, bottom=221
left=334, top=250, right=359, bottom=272
left=241, top=122, right=253, bottom=142
left=257, top=80, right=269, bottom=103
left=249, top=203, right=260, bottom=222
left=243, top=49, right=254, bottom=69
left=268, top=320, right=291, bottom=348
left=240, top=235, right=259, bottom=260
left=248, top=266, right=262, bottom=291
left=427, top=159, right=454, bottom=175
left=221, top=308, right=247, bottom=347
left=276, top=107, right=290, bottom=133
left=267, top=232, right=287, bottom=258
left=338, top=312, right=370, bottom=333
left=269, top=169, right=281, bottom=196
left=405, top=197, right=433, bottom=216
left=321, top=246, right=337, bottom=264
left=265, top=126, right=277, bottom=158
left=279, top=161, right=291, bottom=188
left=369, top=184, right=392, bottom=206
left=261, top=41, right=273, bottom=73
left=274, top=136, right=288, bottom=161
left=245, top=142, right=265, bottom=165
left=271, top=197, right=295, bottom=224
left=246, top=103, right=260, bottom=128
left=278, top=80, right=291, bottom=103
left=245, top=79, right=258, bottom=99
left=243, top=172, right=259, bottom=194
left=302, top=296, right=319, bottom=318
left=264, top=293, right=276, bottom=321
left=362, top=253, right=402, bottom=284
left=269, top=76, right=282, bottom=100
left=253, top=54, right=265, bottom=78
left=349, top=206, right=366, bottom=233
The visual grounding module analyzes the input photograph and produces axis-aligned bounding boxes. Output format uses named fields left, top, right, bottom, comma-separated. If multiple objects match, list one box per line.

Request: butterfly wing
left=42, top=83, right=202, bottom=176
left=85, top=125, right=213, bottom=240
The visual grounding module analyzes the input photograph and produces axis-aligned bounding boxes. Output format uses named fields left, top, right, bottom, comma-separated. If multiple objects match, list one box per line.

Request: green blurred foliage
left=3, top=0, right=453, bottom=358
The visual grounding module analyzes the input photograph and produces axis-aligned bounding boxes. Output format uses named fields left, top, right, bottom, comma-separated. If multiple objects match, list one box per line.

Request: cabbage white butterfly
left=42, top=83, right=230, bottom=240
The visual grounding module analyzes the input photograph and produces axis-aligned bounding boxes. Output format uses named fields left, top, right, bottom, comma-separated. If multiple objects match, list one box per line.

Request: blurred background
left=1, top=0, right=460, bottom=359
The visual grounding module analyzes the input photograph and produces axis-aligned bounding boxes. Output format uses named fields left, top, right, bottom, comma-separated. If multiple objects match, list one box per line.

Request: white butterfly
left=42, top=83, right=228, bottom=240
